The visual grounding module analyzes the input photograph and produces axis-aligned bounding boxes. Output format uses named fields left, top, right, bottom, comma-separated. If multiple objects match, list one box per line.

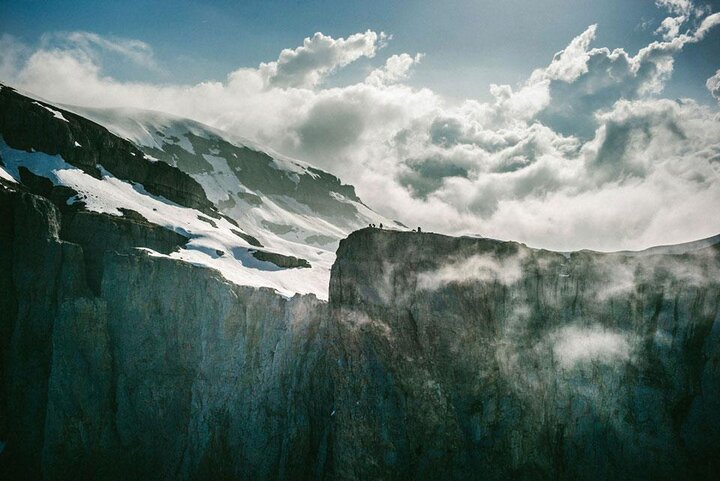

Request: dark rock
left=231, top=228, right=263, bottom=247
left=326, top=228, right=720, bottom=481
left=0, top=187, right=89, bottom=480
left=60, top=210, right=189, bottom=294
left=0, top=187, right=329, bottom=480
left=2, top=189, right=719, bottom=480
left=197, top=214, right=217, bottom=228
left=251, top=249, right=311, bottom=269
left=305, top=234, right=336, bottom=246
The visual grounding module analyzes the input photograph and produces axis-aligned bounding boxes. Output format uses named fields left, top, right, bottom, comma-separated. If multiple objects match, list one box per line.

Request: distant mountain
left=0, top=84, right=397, bottom=299
left=615, top=233, right=720, bottom=257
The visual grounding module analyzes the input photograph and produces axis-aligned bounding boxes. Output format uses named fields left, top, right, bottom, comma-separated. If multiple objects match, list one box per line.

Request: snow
left=50, top=105, right=406, bottom=298
left=0, top=137, right=332, bottom=299
left=32, top=102, right=69, bottom=122
left=0, top=165, right=17, bottom=183
left=65, top=105, right=324, bottom=176
left=195, top=154, right=237, bottom=203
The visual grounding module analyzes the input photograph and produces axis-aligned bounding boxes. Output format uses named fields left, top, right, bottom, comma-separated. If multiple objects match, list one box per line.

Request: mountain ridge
left=0, top=84, right=400, bottom=299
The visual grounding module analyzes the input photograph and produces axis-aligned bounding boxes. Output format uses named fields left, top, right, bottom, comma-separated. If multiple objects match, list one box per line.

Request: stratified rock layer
left=0, top=86, right=215, bottom=213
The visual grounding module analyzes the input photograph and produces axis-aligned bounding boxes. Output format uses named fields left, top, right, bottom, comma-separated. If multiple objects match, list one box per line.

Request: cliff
left=2, top=206, right=718, bottom=480
left=327, top=228, right=720, bottom=480
left=0, top=186, right=331, bottom=481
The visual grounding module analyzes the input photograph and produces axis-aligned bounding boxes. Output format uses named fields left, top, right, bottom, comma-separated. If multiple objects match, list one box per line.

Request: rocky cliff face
left=0, top=185, right=331, bottom=481
left=328, top=229, right=720, bottom=480
left=0, top=187, right=89, bottom=481
left=2, top=201, right=718, bottom=480
left=0, top=86, right=214, bottom=214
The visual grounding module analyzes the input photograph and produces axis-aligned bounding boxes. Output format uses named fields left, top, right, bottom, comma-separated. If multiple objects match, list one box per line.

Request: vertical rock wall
left=327, top=229, right=720, bottom=481
left=0, top=187, right=331, bottom=481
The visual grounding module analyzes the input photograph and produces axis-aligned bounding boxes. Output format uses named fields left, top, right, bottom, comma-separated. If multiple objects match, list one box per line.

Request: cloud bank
left=1, top=1, right=719, bottom=252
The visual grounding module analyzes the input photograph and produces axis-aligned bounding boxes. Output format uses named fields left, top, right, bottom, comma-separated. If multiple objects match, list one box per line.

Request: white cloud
left=366, top=52, right=423, bottom=86
left=656, top=15, right=687, bottom=40
left=544, top=24, right=597, bottom=82
left=653, top=0, right=717, bottom=40
left=708, top=69, right=720, bottom=101
left=656, top=0, right=694, bottom=16
left=0, top=33, right=30, bottom=81
left=259, top=30, right=386, bottom=88
left=52, top=31, right=158, bottom=70
left=695, top=12, right=720, bottom=39
left=0, top=0, right=718, bottom=252
left=417, top=250, right=527, bottom=290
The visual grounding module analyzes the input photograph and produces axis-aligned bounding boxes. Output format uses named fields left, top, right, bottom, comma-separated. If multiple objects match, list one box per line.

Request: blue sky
left=1, top=0, right=719, bottom=250
left=2, top=0, right=718, bottom=102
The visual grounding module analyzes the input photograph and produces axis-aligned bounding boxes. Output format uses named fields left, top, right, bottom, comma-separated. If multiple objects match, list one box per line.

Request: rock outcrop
left=0, top=187, right=89, bottom=481
left=1, top=207, right=718, bottom=480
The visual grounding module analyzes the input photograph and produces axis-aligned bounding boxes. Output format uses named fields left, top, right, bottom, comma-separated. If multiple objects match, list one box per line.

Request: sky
left=1, top=0, right=720, bottom=251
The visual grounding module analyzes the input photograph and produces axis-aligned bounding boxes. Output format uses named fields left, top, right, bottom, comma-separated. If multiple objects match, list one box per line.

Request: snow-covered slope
left=1, top=85, right=400, bottom=299
left=616, top=233, right=720, bottom=257
left=66, top=105, right=401, bottom=248
left=0, top=137, right=332, bottom=297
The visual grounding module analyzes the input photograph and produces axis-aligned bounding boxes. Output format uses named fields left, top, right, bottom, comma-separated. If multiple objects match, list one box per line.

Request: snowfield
left=2, top=96, right=402, bottom=300
left=1, top=137, right=334, bottom=299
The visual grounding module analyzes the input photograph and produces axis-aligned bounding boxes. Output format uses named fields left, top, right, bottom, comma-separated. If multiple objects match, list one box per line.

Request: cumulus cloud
left=656, top=0, right=694, bottom=16
left=259, top=30, right=386, bottom=88
left=544, top=24, right=597, bottom=83
left=695, top=12, right=720, bottom=39
left=0, top=0, right=718, bottom=252
left=651, top=0, right=718, bottom=40
left=366, top=53, right=423, bottom=86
